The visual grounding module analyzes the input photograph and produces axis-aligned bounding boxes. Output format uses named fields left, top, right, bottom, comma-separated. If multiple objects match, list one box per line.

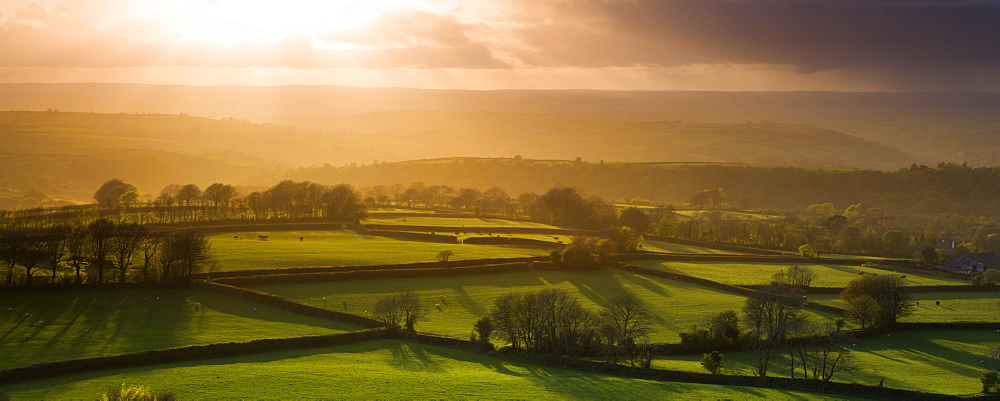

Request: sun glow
left=167, top=0, right=425, bottom=44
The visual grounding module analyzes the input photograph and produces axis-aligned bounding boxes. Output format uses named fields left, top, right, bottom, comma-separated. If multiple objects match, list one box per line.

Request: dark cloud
left=502, top=0, right=1000, bottom=71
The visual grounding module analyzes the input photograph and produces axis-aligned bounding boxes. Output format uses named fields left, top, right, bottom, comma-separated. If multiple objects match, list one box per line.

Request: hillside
left=301, top=111, right=915, bottom=169
left=1, top=83, right=997, bottom=166
left=286, top=157, right=1000, bottom=216
left=0, top=149, right=269, bottom=208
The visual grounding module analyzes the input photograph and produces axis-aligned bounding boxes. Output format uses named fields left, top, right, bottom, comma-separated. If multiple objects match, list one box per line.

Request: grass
left=651, top=330, right=999, bottom=395
left=0, top=339, right=866, bottom=400
left=252, top=268, right=839, bottom=343
left=641, top=239, right=745, bottom=254
left=0, top=289, right=358, bottom=370
left=362, top=216, right=559, bottom=229
left=810, top=292, right=1000, bottom=323
left=207, top=230, right=547, bottom=271
left=365, top=207, right=446, bottom=214
left=627, top=260, right=969, bottom=287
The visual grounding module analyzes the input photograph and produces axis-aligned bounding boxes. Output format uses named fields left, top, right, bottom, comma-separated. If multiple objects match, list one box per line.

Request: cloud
left=496, top=0, right=1000, bottom=72
left=0, top=0, right=996, bottom=90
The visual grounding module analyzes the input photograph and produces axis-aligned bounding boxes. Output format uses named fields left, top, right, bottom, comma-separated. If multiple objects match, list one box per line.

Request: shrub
left=981, top=371, right=999, bottom=393
left=472, top=316, right=494, bottom=349
left=549, top=250, right=562, bottom=264
left=701, top=351, right=725, bottom=374
left=101, top=384, right=174, bottom=401
left=798, top=244, right=818, bottom=258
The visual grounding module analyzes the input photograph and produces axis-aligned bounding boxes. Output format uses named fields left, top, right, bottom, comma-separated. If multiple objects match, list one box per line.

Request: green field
left=810, top=292, right=1000, bottom=323
left=208, top=230, right=547, bottom=271
left=365, top=207, right=447, bottom=214
left=652, top=330, right=998, bottom=395
left=0, top=339, right=865, bottom=400
left=362, top=216, right=559, bottom=229
left=252, top=268, right=838, bottom=343
left=0, top=289, right=358, bottom=370
left=628, top=260, right=968, bottom=287
left=674, top=210, right=781, bottom=221
left=641, top=239, right=744, bottom=254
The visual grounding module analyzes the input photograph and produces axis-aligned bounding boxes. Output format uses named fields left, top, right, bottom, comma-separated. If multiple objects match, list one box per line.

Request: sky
left=0, top=0, right=997, bottom=91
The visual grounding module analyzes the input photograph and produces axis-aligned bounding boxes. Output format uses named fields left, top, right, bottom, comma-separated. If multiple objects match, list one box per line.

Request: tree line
left=0, top=218, right=210, bottom=286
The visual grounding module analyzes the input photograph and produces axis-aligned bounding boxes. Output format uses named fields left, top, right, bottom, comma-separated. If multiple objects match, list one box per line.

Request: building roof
left=941, top=252, right=1000, bottom=268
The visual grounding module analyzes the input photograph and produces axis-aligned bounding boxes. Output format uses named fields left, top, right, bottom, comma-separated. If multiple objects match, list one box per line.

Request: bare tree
left=374, top=293, right=426, bottom=331
left=111, top=223, right=148, bottom=283
left=88, top=218, right=116, bottom=283
left=742, top=285, right=801, bottom=377
left=841, top=275, right=915, bottom=326
left=787, top=266, right=817, bottom=288
left=65, top=224, right=89, bottom=284
left=43, top=226, right=68, bottom=284
left=598, top=293, right=653, bottom=363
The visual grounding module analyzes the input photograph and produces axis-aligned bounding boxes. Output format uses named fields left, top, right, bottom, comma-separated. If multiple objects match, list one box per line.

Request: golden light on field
left=166, top=0, right=426, bottom=44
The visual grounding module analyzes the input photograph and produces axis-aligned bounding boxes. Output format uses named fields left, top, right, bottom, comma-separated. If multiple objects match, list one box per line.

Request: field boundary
left=609, top=262, right=846, bottom=315
left=644, top=235, right=785, bottom=255
left=213, top=261, right=565, bottom=286
left=0, top=328, right=390, bottom=386
left=195, top=282, right=383, bottom=327
left=193, top=256, right=549, bottom=279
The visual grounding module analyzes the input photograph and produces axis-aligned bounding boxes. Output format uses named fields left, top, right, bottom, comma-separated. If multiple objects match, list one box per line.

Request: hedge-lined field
left=627, top=260, right=967, bottom=287
left=651, top=330, right=998, bottom=395
left=252, top=268, right=840, bottom=342
left=362, top=216, right=559, bottom=228
left=641, top=240, right=745, bottom=255
left=810, top=292, right=1000, bottom=323
left=0, top=340, right=865, bottom=400
left=0, top=289, right=359, bottom=370
left=208, top=230, right=547, bottom=271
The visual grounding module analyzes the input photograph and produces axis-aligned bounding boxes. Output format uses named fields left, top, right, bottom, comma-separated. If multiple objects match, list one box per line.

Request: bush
left=701, top=351, right=724, bottom=374
left=982, top=371, right=999, bottom=393
left=0, top=392, right=10, bottom=401
left=549, top=250, right=562, bottom=264
left=102, top=384, right=174, bottom=401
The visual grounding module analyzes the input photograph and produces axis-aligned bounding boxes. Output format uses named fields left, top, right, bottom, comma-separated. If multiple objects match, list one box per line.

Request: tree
left=43, top=226, right=68, bottom=284
left=918, top=245, right=940, bottom=265
left=562, top=236, right=596, bottom=268
left=471, top=316, right=494, bottom=349
left=598, top=294, right=653, bottom=355
left=160, top=231, right=211, bottom=281
left=65, top=224, right=90, bottom=284
left=176, top=184, right=202, bottom=206
left=706, top=309, right=740, bottom=344
left=489, top=289, right=598, bottom=356
left=203, top=183, right=237, bottom=209
left=784, top=266, right=817, bottom=288
left=844, top=295, right=880, bottom=329
left=0, top=233, right=27, bottom=286
left=840, top=275, right=915, bottom=327
left=798, top=244, right=818, bottom=258
left=437, top=250, right=454, bottom=263
left=111, top=223, right=148, bottom=283
left=882, top=230, right=909, bottom=256
left=374, top=292, right=426, bottom=331
left=17, top=241, right=48, bottom=285
left=742, top=285, right=801, bottom=377
left=701, top=351, right=724, bottom=374
left=610, top=226, right=642, bottom=253
left=93, top=179, right=138, bottom=209
left=88, top=218, right=116, bottom=283
left=618, top=207, right=651, bottom=235
left=982, top=371, right=999, bottom=393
